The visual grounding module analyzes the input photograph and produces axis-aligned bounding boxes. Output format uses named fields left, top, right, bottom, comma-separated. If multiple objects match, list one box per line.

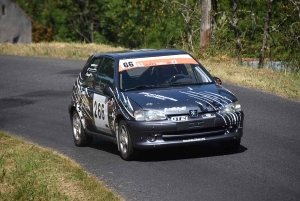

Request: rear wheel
left=72, top=111, right=92, bottom=146
left=221, top=139, right=241, bottom=152
left=118, top=120, right=136, bottom=161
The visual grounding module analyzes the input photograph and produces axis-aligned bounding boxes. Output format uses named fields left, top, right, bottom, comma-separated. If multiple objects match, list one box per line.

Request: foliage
left=14, top=0, right=300, bottom=71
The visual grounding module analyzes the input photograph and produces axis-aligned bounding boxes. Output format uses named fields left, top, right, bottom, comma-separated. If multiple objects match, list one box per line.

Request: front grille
left=162, top=126, right=226, bottom=141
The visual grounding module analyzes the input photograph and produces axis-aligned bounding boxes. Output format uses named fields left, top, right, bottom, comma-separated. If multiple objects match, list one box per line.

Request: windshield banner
left=118, top=54, right=198, bottom=72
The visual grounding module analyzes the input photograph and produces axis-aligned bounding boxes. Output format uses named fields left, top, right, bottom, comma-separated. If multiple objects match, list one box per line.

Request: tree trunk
left=91, top=22, right=94, bottom=43
left=211, top=0, right=218, bottom=42
left=232, top=0, right=242, bottom=65
left=227, top=0, right=242, bottom=65
left=200, top=0, right=212, bottom=52
left=185, top=0, right=193, bottom=52
left=258, top=0, right=273, bottom=68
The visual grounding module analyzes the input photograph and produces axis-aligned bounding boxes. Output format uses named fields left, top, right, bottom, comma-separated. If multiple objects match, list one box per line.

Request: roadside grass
left=0, top=42, right=299, bottom=101
left=0, top=131, right=122, bottom=201
left=202, top=60, right=300, bottom=101
left=0, top=42, right=127, bottom=60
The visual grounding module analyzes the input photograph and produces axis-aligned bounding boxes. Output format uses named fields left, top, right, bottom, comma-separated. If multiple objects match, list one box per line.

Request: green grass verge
left=0, top=131, right=122, bottom=201
left=202, top=60, right=300, bottom=101
left=1, top=42, right=299, bottom=101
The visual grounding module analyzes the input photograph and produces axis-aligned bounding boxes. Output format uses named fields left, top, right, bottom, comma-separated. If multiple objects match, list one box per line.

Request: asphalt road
left=1, top=54, right=300, bottom=201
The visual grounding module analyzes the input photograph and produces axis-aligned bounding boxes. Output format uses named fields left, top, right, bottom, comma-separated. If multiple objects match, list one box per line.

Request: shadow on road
left=59, top=69, right=80, bottom=78
left=0, top=97, right=35, bottom=110
left=20, top=90, right=70, bottom=98
left=90, top=138, right=120, bottom=156
left=89, top=138, right=247, bottom=162
left=138, top=144, right=247, bottom=162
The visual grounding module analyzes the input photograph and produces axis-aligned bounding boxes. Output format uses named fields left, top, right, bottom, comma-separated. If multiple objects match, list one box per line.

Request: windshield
left=118, top=55, right=213, bottom=91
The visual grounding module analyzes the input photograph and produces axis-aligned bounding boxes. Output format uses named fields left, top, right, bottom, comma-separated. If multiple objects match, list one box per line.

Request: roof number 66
left=123, top=61, right=134, bottom=68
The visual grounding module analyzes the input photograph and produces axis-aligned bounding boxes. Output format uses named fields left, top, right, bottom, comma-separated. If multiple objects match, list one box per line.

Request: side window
left=81, top=57, right=103, bottom=88
left=80, top=55, right=93, bottom=75
left=95, top=58, right=115, bottom=92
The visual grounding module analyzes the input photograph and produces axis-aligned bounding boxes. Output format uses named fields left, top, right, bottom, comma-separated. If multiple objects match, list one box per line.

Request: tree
left=57, top=0, right=105, bottom=43
left=258, top=0, right=273, bottom=68
left=101, top=0, right=182, bottom=48
left=227, top=0, right=242, bottom=64
left=163, top=0, right=201, bottom=52
left=200, top=0, right=211, bottom=52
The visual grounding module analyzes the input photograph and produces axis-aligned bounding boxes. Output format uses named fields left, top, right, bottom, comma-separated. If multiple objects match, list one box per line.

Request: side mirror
left=87, top=68, right=97, bottom=73
left=213, top=77, right=222, bottom=85
left=103, top=84, right=114, bottom=97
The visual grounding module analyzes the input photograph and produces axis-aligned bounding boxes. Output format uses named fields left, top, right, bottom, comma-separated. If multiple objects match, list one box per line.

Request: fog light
left=147, top=134, right=157, bottom=142
left=227, top=125, right=238, bottom=133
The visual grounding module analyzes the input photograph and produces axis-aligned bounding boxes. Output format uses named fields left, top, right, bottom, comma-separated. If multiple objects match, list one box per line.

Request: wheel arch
left=69, top=105, right=76, bottom=120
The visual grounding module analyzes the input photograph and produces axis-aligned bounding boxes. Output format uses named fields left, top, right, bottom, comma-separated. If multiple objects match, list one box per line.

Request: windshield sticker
left=140, top=92, right=178, bottom=101
left=164, top=106, right=186, bottom=112
left=119, top=54, right=198, bottom=72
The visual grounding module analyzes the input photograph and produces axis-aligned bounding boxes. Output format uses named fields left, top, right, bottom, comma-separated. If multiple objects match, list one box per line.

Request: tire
left=221, top=139, right=241, bottom=152
left=72, top=111, right=92, bottom=147
left=118, top=120, right=137, bottom=161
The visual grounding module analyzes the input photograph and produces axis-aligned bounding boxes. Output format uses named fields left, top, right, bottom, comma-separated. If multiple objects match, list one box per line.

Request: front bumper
left=127, top=112, right=244, bottom=149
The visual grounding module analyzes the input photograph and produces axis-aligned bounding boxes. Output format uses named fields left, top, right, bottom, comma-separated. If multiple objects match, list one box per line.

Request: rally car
left=68, top=49, right=244, bottom=160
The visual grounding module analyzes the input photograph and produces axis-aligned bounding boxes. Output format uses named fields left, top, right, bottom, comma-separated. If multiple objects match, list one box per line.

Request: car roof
left=93, top=49, right=190, bottom=60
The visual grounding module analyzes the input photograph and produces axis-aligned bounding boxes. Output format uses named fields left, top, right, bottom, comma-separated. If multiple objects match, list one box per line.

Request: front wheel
left=118, top=120, right=137, bottom=161
left=72, top=111, right=92, bottom=147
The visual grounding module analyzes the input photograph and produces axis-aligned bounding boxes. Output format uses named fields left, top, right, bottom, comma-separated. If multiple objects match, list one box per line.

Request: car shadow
left=89, top=138, right=247, bottom=162
left=138, top=144, right=247, bottom=162
left=89, top=138, right=120, bottom=155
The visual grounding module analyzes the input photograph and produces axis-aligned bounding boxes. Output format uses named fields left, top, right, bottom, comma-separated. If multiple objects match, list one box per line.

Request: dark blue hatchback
left=69, top=49, right=244, bottom=160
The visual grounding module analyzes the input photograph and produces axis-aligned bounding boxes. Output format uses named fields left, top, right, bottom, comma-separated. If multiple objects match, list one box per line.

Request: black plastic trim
left=85, top=129, right=117, bottom=144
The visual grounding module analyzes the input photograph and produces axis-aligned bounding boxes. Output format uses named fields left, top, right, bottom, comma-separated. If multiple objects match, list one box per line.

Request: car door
left=92, top=57, right=115, bottom=135
left=79, top=56, right=103, bottom=131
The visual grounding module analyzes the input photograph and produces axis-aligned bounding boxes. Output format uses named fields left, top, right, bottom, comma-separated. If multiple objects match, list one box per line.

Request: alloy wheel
left=119, top=125, right=128, bottom=155
left=73, top=113, right=81, bottom=141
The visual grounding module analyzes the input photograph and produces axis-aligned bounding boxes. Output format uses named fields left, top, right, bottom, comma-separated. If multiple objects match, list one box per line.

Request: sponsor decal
left=189, top=110, right=198, bottom=117
left=183, top=138, right=205, bottom=142
left=164, top=106, right=186, bottom=112
left=118, top=54, right=198, bottom=72
left=140, top=92, right=177, bottom=101
left=202, top=113, right=216, bottom=119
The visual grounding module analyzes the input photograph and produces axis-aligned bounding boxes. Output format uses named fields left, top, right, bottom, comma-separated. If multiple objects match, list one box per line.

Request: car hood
left=124, top=84, right=238, bottom=115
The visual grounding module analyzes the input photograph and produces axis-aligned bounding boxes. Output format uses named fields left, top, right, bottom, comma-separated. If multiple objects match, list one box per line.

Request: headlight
left=219, top=101, right=241, bottom=114
left=134, top=110, right=167, bottom=121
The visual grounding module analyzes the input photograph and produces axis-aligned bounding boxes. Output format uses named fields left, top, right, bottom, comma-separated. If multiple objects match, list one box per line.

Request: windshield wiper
left=154, top=83, right=171, bottom=87
left=169, top=82, right=201, bottom=86
left=124, top=85, right=155, bottom=91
